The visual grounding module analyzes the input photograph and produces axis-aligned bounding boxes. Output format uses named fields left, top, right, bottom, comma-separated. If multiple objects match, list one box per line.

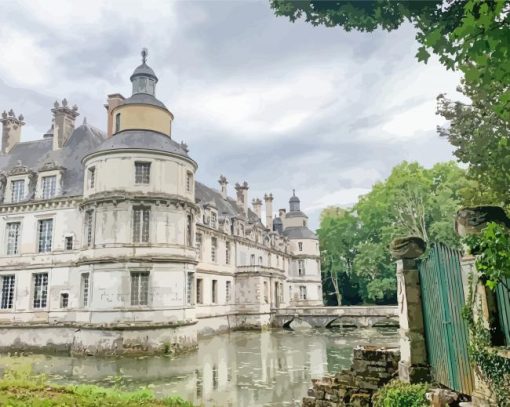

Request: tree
left=437, top=81, right=510, bottom=208
left=271, top=0, right=510, bottom=116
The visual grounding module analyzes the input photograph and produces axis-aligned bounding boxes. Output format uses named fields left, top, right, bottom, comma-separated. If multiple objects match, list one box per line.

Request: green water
left=0, top=328, right=398, bottom=407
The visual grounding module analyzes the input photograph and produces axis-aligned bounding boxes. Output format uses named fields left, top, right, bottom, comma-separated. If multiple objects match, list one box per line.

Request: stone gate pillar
left=390, top=236, right=430, bottom=383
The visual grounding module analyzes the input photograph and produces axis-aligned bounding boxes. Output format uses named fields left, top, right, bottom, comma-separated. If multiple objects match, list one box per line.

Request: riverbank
left=0, top=367, right=194, bottom=407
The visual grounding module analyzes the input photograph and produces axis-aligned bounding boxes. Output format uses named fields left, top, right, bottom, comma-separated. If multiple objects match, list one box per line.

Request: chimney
left=279, top=208, right=286, bottom=217
left=218, top=175, right=228, bottom=199
left=52, top=99, right=79, bottom=150
left=1, top=109, right=25, bottom=154
left=252, top=198, right=262, bottom=218
left=235, top=181, right=249, bottom=213
left=105, top=93, right=125, bottom=137
left=264, top=193, right=274, bottom=231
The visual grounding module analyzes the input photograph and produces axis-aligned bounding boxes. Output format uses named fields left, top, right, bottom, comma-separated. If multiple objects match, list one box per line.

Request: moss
left=0, top=367, right=195, bottom=407
left=373, top=380, right=429, bottom=407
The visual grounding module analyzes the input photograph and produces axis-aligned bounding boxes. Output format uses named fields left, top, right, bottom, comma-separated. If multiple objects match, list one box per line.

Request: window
left=289, top=285, right=292, bottom=301
left=33, top=273, right=48, bottom=308
left=211, top=237, right=217, bottom=263
left=211, top=212, right=217, bottom=228
left=187, top=272, right=194, bottom=305
left=135, top=162, right=151, bottom=184
left=225, top=242, right=231, bottom=265
left=268, top=254, right=271, bottom=267
left=186, top=214, right=193, bottom=247
left=318, top=285, right=322, bottom=299
left=81, top=273, right=89, bottom=307
left=258, top=256, right=263, bottom=266
left=0, top=275, right=15, bottom=309
left=186, top=171, right=193, bottom=193
left=60, top=293, right=69, bottom=308
left=298, top=242, right=303, bottom=251
left=303, top=220, right=307, bottom=227
left=299, top=286, right=307, bottom=300
left=196, top=278, right=203, bottom=304
left=115, top=113, right=121, bottom=133
left=133, top=207, right=150, bottom=243
left=212, top=279, right=218, bottom=304
left=65, top=236, right=73, bottom=250
left=263, top=281, right=268, bottom=303
left=84, top=210, right=94, bottom=247
left=196, top=233, right=202, bottom=260
left=11, top=179, right=24, bottom=203
left=298, top=260, right=305, bottom=276
left=87, top=167, right=95, bottom=189
left=130, top=272, right=149, bottom=306
left=6, top=222, right=20, bottom=255
left=38, top=219, right=53, bottom=253
left=250, top=254, right=255, bottom=265
left=226, top=281, right=231, bottom=303
left=41, top=175, right=57, bottom=199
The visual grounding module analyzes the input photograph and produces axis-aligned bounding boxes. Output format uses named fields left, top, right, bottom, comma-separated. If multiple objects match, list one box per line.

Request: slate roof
left=285, top=210, right=308, bottom=219
left=130, top=63, right=158, bottom=81
left=283, top=226, right=318, bottom=240
left=121, top=93, right=167, bottom=109
left=0, top=123, right=106, bottom=198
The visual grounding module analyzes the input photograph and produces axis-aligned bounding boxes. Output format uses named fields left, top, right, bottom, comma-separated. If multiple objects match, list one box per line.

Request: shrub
left=373, top=380, right=428, bottom=407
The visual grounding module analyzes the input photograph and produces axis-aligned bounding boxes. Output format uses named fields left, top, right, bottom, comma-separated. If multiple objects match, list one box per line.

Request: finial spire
left=141, top=48, right=148, bottom=64
left=293, top=189, right=295, bottom=196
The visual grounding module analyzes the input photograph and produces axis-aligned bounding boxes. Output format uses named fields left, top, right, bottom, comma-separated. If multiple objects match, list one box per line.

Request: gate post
left=390, top=237, right=430, bottom=383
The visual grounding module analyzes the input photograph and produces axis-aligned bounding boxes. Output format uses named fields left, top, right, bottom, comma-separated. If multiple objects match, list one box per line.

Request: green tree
left=271, top=0, right=510, bottom=116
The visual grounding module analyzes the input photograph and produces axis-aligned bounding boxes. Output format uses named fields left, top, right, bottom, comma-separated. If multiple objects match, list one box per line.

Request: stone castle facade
left=0, top=52, right=322, bottom=355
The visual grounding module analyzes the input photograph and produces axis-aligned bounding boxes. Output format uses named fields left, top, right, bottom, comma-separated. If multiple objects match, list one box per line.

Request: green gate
left=418, top=243, right=474, bottom=395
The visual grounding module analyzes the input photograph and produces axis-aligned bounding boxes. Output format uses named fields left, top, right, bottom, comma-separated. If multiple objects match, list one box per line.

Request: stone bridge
left=273, top=306, right=399, bottom=329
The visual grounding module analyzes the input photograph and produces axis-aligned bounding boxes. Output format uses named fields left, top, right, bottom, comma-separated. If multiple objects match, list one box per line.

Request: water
left=0, top=327, right=398, bottom=407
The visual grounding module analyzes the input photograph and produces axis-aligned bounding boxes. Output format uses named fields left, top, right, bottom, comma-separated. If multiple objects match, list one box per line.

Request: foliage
left=318, top=161, right=469, bottom=305
left=0, top=367, right=194, bottom=407
left=373, top=380, right=429, bottom=407
left=437, top=81, right=510, bottom=208
left=462, top=268, right=510, bottom=405
left=464, top=222, right=510, bottom=290
left=271, top=0, right=510, bottom=116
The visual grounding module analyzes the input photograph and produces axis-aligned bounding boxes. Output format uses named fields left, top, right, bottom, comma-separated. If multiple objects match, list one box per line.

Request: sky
left=0, top=0, right=464, bottom=230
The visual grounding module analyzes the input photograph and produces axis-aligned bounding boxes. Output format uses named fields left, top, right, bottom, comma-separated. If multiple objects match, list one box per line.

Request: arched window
left=115, top=113, right=121, bottom=133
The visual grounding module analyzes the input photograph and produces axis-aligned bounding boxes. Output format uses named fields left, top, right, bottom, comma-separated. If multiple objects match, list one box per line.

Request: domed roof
left=289, top=189, right=300, bottom=203
left=88, top=130, right=191, bottom=159
left=130, top=62, right=158, bottom=82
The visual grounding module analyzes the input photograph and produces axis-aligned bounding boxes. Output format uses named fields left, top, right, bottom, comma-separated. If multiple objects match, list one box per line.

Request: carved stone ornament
left=39, top=159, right=65, bottom=173
left=390, top=236, right=427, bottom=260
left=455, top=205, right=510, bottom=237
left=7, top=161, right=32, bottom=176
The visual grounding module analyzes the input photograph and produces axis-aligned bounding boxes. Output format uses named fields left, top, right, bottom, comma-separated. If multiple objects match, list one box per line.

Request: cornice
left=0, top=196, right=82, bottom=213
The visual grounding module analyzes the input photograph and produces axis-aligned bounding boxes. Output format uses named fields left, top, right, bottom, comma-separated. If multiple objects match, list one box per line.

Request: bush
left=373, top=380, right=428, bottom=407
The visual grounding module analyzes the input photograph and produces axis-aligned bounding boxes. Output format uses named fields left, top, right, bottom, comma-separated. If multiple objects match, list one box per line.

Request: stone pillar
left=1, top=109, right=25, bottom=154
left=264, top=193, right=273, bottom=231
left=390, top=236, right=430, bottom=383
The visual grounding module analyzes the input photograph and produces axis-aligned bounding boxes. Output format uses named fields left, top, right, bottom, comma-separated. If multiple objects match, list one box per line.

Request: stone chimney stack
left=1, top=110, right=25, bottom=154
left=279, top=208, right=286, bottom=217
left=52, top=99, right=79, bottom=150
left=235, top=181, right=249, bottom=213
left=105, top=93, right=125, bottom=137
left=252, top=198, right=262, bottom=218
left=218, top=175, right=228, bottom=199
left=264, top=193, right=274, bottom=231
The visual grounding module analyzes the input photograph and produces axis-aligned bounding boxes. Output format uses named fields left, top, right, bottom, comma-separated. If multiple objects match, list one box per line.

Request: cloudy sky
left=0, top=0, right=463, bottom=230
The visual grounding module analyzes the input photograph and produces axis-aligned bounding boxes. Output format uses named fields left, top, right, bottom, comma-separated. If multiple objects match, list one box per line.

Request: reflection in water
left=0, top=328, right=398, bottom=407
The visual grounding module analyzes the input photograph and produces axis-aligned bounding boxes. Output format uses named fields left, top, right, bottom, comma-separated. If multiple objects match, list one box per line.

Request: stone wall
left=302, top=346, right=400, bottom=407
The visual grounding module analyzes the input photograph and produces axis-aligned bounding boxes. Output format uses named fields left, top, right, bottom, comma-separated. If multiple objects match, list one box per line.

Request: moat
left=0, top=328, right=398, bottom=407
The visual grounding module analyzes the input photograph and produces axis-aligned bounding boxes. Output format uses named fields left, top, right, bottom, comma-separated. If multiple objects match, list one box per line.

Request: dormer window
left=11, top=180, right=24, bottom=203
left=135, top=162, right=151, bottom=184
left=211, top=212, right=217, bottom=228
left=41, top=175, right=56, bottom=199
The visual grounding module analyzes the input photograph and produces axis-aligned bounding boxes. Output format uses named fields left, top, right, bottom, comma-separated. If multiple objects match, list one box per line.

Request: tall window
left=115, top=113, right=121, bottom=133
left=6, top=222, right=20, bottom=255
left=186, top=171, right=193, bottom=193
left=212, top=279, right=217, bottom=304
left=299, top=286, right=307, bottom=300
left=258, top=256, right=263, bottom=266
left=298, top=260, right=305, bottom=276
left=130, top=272, right=149, bottom=306
left=65, top=236, right=73, bottom=250
left=81, top=273, right=90, bottom=307
left=210, top=212, right=217, bottom=228
left=225, top=242, right=231, bottom=265
left=38, top=219, right=53, bottom=253
left=33, top=273, right=48, bottom=308
left=263, top=281, right=269, bottom=303
left=226, top=281, right=231, bottom=303
left=60, top=293, right=69, bottom=308
left=196, top=278, right=203, bottom=304
left=196, top=233, right=202, bottom=260
left=11, top=179, right=25, bottom=203
left=133, top=207, right=150, bottom=243
left=41, top=175, right=57, bottom=199
left=87, top=167, right=95, bottom=189
left=268, top=254, right=272, bottom=267
left=135, top=162, right=151, bottom=184
left=211, top=237, right=217, bottom=263
left=187, top=272, right=194, bottom=305
left=84, top=210, right=94, bottom=247
left=0, top=275, right=15, bottom=309
left=250, top=254, right=255, bottom=265
left=298, top=242, right=303, bottom=251
left=186, top=214, right=193, bottom=247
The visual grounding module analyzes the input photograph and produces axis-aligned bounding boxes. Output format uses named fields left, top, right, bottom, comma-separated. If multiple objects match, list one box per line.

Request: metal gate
left=418, top=243, right=474, bottom=395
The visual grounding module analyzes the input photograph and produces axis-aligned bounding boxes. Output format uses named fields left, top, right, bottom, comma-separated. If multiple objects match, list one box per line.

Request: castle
left=0, top=51, right=322, bottom=355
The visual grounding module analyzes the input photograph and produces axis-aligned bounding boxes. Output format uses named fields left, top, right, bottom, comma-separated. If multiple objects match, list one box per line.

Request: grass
left=0, top=365, right=195, bottom=407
